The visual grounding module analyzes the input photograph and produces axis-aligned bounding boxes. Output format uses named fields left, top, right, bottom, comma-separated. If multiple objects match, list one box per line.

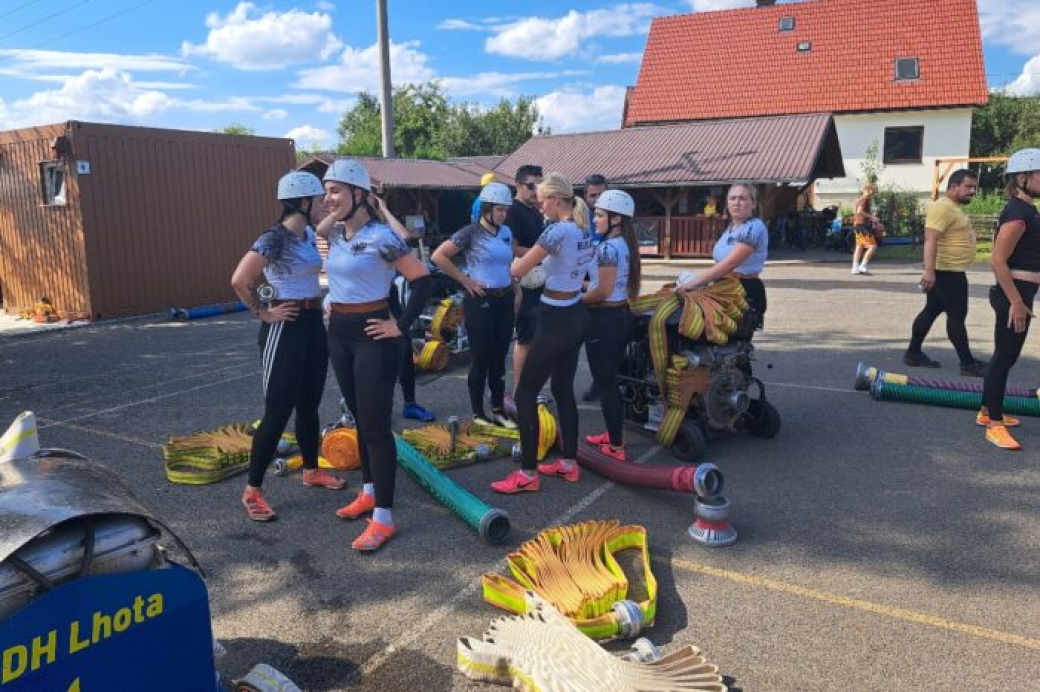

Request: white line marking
left=346, top=444, right=660, bottom=685
left=38, top=418, right=162, bottom=448
left=766, top=380, right=861, bottom=395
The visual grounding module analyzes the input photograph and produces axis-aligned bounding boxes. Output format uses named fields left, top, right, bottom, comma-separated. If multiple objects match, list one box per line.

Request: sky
left=0, top=0, right=1036, bottom=151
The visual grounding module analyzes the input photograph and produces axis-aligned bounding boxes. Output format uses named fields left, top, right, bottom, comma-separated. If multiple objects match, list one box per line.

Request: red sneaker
left=537, top=458, right=580, bottom=482
left=242, top=490, right=276, bottom=522
left=585, top=431, right=610, bottom=445
left=336, top=491, right=375, bottom=519
left=976, top=409, right=1020, bottom=427
left=597, top=444, right=627, bottom=462
left=490, top=469, right=540, bottom=494
left=351, top=520, right=395, bottom=551
left=302, top=468, right=347, bottom=489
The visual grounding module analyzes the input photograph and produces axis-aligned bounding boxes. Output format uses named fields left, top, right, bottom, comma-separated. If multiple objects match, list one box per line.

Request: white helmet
left=1006, top=148, right=1040, bottom=175
left=324, top=158, right=371, bottom=191
left=595, top=189, right=635, bottom=217
left=479, top=182, right=513, bottom=206
left=519, top=265, right=547, bottom=289
left=277, top=171, right=324, bottom=201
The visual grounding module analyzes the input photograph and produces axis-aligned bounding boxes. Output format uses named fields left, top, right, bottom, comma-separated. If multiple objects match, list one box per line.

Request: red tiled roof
left=494, top=112, right=844, bottom=186
left=297, top=154, right=506, bottom=189
left=625, top=0, right=988, bottom=126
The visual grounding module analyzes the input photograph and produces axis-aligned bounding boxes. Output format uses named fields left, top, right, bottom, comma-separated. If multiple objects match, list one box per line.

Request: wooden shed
left=0, top=121, right=295, bottom=319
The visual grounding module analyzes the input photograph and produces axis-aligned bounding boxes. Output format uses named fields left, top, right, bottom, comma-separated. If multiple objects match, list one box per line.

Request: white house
left=622, top=0, right=989, bottom=209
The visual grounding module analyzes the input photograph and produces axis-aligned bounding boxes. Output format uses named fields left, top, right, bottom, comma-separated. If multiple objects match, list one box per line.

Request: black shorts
left=514, top=287, right=542, bottom=345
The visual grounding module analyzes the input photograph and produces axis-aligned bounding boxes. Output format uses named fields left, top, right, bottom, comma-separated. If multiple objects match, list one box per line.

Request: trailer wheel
left=746, top=399, right=782, bottom=439
left=670, top=420, right=707, bottom=462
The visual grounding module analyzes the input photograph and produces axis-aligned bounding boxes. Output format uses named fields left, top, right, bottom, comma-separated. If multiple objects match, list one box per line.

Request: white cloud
left=262, top=108, right=289, bottom=120
left=486, top=4, right=660, bottom=61
left=0, top=49, right=193, bottom=73
left=315, top=1, right=335, bottom=10
left=1007, top=54, right=1040, bottom=96
left=535, top=85, right=627, bottom=133
left=438, top=19, right=485, bottom=31
left=296, top=40, right=435, bottom=93
left=285, top=125, right=332, bottom=150
left=258, top=93, right=355, bottom=114
left=179, top=96, right=262, bottom=113
left=685, top=0, right=751, bottom=11
left=181, top=2, right=341, bottom=70
left=0, top=68, right=175, bottom=130
left=596, top=52, right=642, bottom=64
left=440, top=70, right=588, bottom=98
left=978, top=1, right=1040, bottom=55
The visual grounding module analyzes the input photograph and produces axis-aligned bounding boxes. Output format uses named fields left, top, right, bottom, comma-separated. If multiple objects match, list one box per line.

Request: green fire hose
left=872, top=380, right=1040, bottom=416
left=395, top=436, right=511, bottom=545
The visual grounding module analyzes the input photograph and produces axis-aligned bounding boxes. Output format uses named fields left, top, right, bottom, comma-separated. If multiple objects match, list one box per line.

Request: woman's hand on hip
left=261, top=304, right=299, bottom=323
left=365, top=317, right=402, bottom=340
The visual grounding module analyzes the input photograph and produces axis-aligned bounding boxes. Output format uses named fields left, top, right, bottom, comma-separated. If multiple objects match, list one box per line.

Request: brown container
left=0, top=121, right=294, bottom=319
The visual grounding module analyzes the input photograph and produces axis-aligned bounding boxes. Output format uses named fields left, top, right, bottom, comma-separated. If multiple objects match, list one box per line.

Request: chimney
left=756, top=0, right=777, bottom=6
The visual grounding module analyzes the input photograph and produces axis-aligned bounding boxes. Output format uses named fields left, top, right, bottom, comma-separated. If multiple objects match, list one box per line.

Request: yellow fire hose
left=163, top=423, right=253, bottom=485
left=401, top=420, right=501, bottom=468
left=482, top=520, right=657, bottom=641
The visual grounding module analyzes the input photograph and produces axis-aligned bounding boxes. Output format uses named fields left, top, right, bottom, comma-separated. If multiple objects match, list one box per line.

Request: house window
left=779, top=16, right=795, bottom=31
left=796, top=41, right=811, bottom=52
left=40, top=161, right=67, bottom=206
left=883, top=126, right=924, bottom=164
left=895, top=57, right=920, bottom=81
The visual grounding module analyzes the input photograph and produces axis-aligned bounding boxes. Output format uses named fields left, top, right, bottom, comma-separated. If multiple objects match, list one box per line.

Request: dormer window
left=895, top=57, right=920, bottom=81
left=797, top=41, right=811, bottom=52
left=779, top=16, right=795, bottom=31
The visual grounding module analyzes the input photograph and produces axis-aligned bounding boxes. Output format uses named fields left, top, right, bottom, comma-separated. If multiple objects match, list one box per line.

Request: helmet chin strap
left=481, top=210, right=500, bottom=230
left=340, top=186, right=363, bottom=223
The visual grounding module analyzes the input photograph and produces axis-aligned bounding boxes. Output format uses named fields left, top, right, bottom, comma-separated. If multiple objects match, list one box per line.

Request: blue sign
left=0, top=565, right=217, bottom=691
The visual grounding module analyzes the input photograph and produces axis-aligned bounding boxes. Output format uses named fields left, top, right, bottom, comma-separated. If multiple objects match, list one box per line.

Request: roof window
left=895, top=57, right=920, bottom=81
left=796, top=41, right=811, bottom=52
left=779, top=16, right=795, bottom=31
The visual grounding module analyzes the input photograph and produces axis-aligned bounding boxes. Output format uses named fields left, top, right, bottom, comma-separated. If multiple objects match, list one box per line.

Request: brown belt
left=588, top=300, right=629, bottom=309
left=271, top=297, right=323, bottom=310
left=733, top=273, right=760, bottom=280
left=329, top=299, right=389, bottom=314
left=542, top=288, right=580, bottom=300
left=483, top=286, right=513, bottom=298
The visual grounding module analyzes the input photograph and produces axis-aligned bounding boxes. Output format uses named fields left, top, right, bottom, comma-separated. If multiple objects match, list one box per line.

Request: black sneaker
left=581, top=388, right=599, bottom=402
left=959, top=359, right=987, bottom=378
left=903, top=351, right=941, bottom=368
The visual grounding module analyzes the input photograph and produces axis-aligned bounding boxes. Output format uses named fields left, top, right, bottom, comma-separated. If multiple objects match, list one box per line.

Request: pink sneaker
left=537, top=458, right=580, bottom=482
left=490, top=469, right=540, bottom=494
left=598, top=444, right=627, bottom=462
left=585, top=431, right=610, bottom=445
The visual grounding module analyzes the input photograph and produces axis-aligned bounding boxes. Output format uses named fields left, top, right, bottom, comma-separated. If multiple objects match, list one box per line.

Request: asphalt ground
left=1, top=258, right=1038, bottom=691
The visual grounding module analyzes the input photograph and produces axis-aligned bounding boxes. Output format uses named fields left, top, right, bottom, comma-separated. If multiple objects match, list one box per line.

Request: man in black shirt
left=506, top=164, right=545, bottom=391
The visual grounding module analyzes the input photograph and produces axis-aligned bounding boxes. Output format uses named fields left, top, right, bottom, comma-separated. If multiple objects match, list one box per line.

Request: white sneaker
left=858, top=265, right=870, bottom=275
left=492, top=412, right=517, bottom=429
left=852, top=266, right=861, bottom=275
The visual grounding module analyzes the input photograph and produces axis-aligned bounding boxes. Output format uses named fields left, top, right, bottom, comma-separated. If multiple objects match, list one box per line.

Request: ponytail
left=573, top=196, right=590, bottom=232
left=619, top=218, right=642, bottom=300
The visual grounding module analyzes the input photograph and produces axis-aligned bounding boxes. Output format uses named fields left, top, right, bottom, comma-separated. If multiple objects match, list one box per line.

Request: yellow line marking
left=666, top=557, right=1040, bottom=652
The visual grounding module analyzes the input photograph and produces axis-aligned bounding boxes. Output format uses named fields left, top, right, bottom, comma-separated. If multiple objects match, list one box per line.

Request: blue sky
left=0, top=0, right=1036, bottom=150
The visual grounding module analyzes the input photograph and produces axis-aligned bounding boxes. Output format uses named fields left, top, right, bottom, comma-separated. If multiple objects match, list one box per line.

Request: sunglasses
left=522, top=182, right=539, bottom=191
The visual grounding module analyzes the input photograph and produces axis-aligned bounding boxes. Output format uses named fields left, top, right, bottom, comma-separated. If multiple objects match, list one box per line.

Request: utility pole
left=376, top=0, right=395, bottom=158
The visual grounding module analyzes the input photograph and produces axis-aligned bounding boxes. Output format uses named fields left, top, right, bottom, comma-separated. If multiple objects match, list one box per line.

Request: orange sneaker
left=985, top=424, right=1022, bottom=450
left=351, top=519, right=395, bottom=551
left=585, top=431, right=610, bottom=445
left=302, top=468, right=347, bottom=489
left=597, top=444, right=627, bottom=462
left=537, top=458, right=580, bottom=482
left=975, top=409, right=1020, bottom=427
left=490, top=469, right=540, bottom=493
left=336, top=491, right=376, bottom=519
left=242, top=490, right=276, bottom=522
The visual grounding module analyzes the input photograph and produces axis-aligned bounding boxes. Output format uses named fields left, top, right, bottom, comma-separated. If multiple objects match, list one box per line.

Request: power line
left=0, top=0, right=45, bottom=22
left=0, top=1, right=90, bottom=43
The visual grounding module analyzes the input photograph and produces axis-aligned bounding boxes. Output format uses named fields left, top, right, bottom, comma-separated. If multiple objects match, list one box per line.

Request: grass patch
left=873, top=240, right=992, bottom=263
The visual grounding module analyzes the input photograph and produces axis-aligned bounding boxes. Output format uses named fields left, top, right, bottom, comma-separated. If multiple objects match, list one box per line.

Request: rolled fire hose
left=169, top=301, right=247, bottom=321
left=400, top=419, right=499, bottom=468
left=855, top=362, right=1038, bottom=398
left=576, top=442, right=737, bottom=548
left=871, top=379, right=1040, bottom=417
left=414, top=339, right=450, bottom=371
left=163, top=423, right=253, bottom=484
left=395, top=436, right=511, bottom=544
left=482, top=520, right=656, bottom=641
left=500, top=395, right=558, bottom=460
left=458, top=591, right=726, bottom=692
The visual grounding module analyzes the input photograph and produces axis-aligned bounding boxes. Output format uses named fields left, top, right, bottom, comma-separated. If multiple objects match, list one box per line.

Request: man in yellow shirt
left=904, top=170, right=987, bottom=376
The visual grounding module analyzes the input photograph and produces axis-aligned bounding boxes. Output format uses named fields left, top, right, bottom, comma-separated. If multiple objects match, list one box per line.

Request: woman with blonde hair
left=491, top=172, right=596, bottom=493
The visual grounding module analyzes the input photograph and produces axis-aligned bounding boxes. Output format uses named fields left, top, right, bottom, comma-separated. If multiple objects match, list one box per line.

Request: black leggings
left=983, top=280, right=1038, bottom=420
left=328, top=308, right=403, bottom=508
left=515, top=302, right=586, bottom=470
left=249, top=310, right=328, bottom=487
left=586, top=306, right=630, bottom=447
left=388, top=288, right=416, bottom=403
left=908, top=270, right=974, bottom=363
left=463, top=292, right=515, bottom=415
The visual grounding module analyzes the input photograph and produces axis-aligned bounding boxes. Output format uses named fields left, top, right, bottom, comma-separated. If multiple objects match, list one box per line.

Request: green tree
left=215, top=122, right=256, bottom=136
left=1011, top=104, right=1040, bottom=151
left=859, top=140, right=883, bottom=185
left=336, top=81, right=543, bottom=158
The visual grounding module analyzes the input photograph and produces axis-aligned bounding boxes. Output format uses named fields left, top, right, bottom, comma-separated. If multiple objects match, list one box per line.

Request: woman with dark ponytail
left=582, top=190, right=641, bottom=461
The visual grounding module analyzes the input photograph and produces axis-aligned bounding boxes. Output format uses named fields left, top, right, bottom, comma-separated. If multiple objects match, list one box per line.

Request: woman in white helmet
left=581, top=190, right=642, bottom=461
left=317, top=159, right=435, bottom=550
left=492, top=172, right=596, bottom=494
left=231, top=171, right=346, bottom=522
left=980, top=148, right=1040, bottom=450
left=431, top=182, right=518, bottom=427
